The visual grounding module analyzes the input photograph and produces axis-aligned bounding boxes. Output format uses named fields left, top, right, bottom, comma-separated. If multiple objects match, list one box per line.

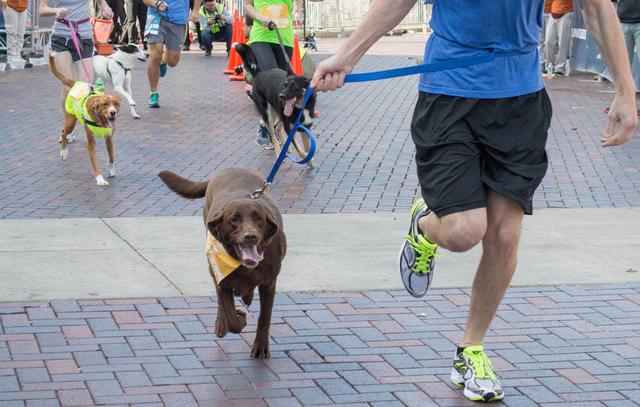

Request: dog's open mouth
left=284, top=97, right=296, bottom=117
left=235, top=244, right=264, bottom=268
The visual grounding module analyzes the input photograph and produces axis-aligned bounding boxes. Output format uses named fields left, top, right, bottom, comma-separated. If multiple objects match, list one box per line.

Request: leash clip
left=251, top=181, right=271, bottom=199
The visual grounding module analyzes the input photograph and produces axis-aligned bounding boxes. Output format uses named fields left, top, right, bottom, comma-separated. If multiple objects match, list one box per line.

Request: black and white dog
left=93, top=44, right=147, bottom=119
left=233, top=43, right=316, bottom=142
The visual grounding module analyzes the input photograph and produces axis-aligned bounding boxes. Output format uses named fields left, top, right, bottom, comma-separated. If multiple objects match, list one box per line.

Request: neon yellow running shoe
left=451, top=345, right=504, bottom=402
left=398, top=199, right=438, bottom=297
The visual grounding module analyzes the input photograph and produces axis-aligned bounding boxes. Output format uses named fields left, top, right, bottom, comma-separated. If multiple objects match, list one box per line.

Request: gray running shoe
left=398, top=199, right=437, bottom=297
left=451, top=345, right=504, bottom=402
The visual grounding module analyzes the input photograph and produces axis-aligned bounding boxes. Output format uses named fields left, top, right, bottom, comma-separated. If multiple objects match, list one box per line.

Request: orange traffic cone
left=224, top=11, right=242, bottom=74
left=290, top=37, right=303, bottom=76
left=229, top=16, right=247, bottom=81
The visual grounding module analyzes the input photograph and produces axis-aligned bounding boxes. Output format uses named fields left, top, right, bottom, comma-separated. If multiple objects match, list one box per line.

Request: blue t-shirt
left=148, top=0, right=190, bottom=25
left=420, top=0, right=544, bottom=99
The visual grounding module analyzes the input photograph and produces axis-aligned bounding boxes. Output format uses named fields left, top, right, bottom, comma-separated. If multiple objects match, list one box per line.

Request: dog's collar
left=115, top=60, right=130, bottom=74
left=106, top=60, right=130, bottom=81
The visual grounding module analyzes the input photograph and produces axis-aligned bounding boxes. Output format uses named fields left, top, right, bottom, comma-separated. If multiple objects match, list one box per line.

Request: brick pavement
left=0, top=284, right=638, bottom=406
left=1, top=36, right=639, bottom=218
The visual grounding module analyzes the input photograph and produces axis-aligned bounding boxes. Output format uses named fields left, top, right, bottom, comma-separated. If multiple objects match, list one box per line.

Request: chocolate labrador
left=158, top=168, right=286, bottom=358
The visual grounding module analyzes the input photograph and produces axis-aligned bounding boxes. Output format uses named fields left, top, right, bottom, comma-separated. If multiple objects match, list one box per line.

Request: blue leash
left=252, top=49, right=500, bottom=198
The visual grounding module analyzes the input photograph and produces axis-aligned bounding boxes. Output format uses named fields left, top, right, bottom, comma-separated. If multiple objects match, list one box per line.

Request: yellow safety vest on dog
left=65, top=82, right=112, bottom=138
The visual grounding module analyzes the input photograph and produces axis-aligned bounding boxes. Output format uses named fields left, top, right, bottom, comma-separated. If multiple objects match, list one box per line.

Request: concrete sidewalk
left=1, top=208, right=639, bottom=301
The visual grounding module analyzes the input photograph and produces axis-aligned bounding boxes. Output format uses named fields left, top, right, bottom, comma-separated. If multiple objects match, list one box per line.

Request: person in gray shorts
left=143, top=0, right=199, bottom=107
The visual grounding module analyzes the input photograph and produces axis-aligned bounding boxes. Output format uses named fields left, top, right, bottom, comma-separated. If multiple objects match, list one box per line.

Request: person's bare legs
left=147, top=42, right=164, bottom=93
left=52, top=51, right=74, bottom=110
left=418, top=191, right=523, bottom=346
left=461, top=190, right=523, bottom=347
left=418, top=207, right=486, bottom=253
left=164, top=48, right=181, bottom=67
left=147, top=44, right=181, bottom=93
left=71, top=57, right=93, bottom=82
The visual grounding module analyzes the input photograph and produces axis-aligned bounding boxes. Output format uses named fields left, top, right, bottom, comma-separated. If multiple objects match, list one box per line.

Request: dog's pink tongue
left=240, top=245, right=263, bottom=265
left=284, top=98, right=295, bottom=117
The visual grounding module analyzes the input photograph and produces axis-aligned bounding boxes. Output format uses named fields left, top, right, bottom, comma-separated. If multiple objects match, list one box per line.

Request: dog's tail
left=233, top=42, right=260, bottom=78
left=158, top=171, right=208, bottom=199
left=48, top=55, right=75, bottom=88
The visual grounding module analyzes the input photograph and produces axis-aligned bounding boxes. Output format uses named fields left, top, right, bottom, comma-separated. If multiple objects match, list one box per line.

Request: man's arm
left=191, top=0, right=201, bottom=22
left=244, top=0, right=269, bottom=26
left=579, top=0, right=637, bottom=146
left=311, top=0, right=416, bottom=91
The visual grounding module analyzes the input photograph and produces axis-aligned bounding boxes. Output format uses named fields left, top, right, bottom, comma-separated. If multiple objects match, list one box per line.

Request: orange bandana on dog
left=206, top=232, right=242, bottom=286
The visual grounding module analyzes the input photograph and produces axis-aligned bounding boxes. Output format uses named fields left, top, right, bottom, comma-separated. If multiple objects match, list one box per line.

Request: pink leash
left=61, top=18, right=93, bottom=83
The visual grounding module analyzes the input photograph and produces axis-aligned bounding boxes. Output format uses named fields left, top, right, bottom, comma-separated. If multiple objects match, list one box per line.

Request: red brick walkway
left=1, top=284, right=639, bottom=406
left=1, top=37, right=639, bottom=218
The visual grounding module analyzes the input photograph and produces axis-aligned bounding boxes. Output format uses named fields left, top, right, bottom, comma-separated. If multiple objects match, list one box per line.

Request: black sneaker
left=255, top=125, right=274, bottom=150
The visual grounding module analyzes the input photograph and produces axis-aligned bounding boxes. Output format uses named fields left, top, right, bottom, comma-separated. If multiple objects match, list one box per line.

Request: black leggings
left=249, top=41, right=293, bottom=71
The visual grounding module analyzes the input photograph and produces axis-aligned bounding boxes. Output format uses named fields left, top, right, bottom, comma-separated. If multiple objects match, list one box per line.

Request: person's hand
left=311, top=53, right=353, bottom=92
left=99, top=4, right=113, bottom=19
left=55, top=7, right=69, bottom=19
left=189, top=9, right=199, bottom=22
left=602, top=94, right=637, bottom=147
left=208, top=18, right=215, bottom=25
left=260, top=17, right=271, bottom=28
left=156, top=1, right=168, bottom=11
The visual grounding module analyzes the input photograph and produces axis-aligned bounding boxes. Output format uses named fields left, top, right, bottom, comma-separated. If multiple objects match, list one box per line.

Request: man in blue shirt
left=144, top=0, right=200, bottom=107
left=312, top=0, right=637, bottom=402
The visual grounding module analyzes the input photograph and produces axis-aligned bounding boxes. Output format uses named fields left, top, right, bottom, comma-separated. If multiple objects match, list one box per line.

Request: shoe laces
left=405, top=233, right=437, bottom=275
left=464, top=347, right=497, bottom=380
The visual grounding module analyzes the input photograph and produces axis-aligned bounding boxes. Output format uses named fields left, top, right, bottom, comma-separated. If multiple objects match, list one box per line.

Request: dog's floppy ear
left=117, top=44, right=137, bottom=53
left=263, top=209, right=280, bottom=246
left=207, top=211, right=224, bottom=240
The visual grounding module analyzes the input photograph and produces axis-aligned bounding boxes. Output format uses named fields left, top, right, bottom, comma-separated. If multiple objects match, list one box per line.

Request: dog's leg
left=119, top=73, right=140, bottom=119
left=84, top=128, right=108, bottom=186
left=59, top=114, right=76, bottom=160
left=215, top=286, right=247, bottom=337
left=251, top=282, right=276, bottom=359
left=266, top=106, right=281, bottom=156
left=105, top=135, right=116, bottom=178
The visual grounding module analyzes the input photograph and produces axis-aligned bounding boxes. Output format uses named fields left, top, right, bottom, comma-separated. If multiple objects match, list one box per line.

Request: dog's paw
left=130, top=107, right=141, bottom=119
left=242, top=292, right=253, bottom=307
left=59, top=149, right=68, bottom=160
left=215, top=314, right=228, bottom=338
left=96, top=174, right=110, bottom=186
left=251, top=338, right=270, bottom=359
left=228, top=309, right=247, bottom=334
left=107, top=163, right=117, bottom=178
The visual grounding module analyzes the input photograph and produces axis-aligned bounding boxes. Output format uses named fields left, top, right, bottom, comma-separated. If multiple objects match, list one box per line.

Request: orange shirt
left=551, top=0, right=574, bottom=14
left=6, top=0, right=28, bottom=12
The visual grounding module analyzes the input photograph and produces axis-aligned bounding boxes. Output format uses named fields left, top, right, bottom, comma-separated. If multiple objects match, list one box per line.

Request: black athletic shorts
left=50, top=35, right=94, bottom=62
left=410, top=89, right=552, bottom=216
